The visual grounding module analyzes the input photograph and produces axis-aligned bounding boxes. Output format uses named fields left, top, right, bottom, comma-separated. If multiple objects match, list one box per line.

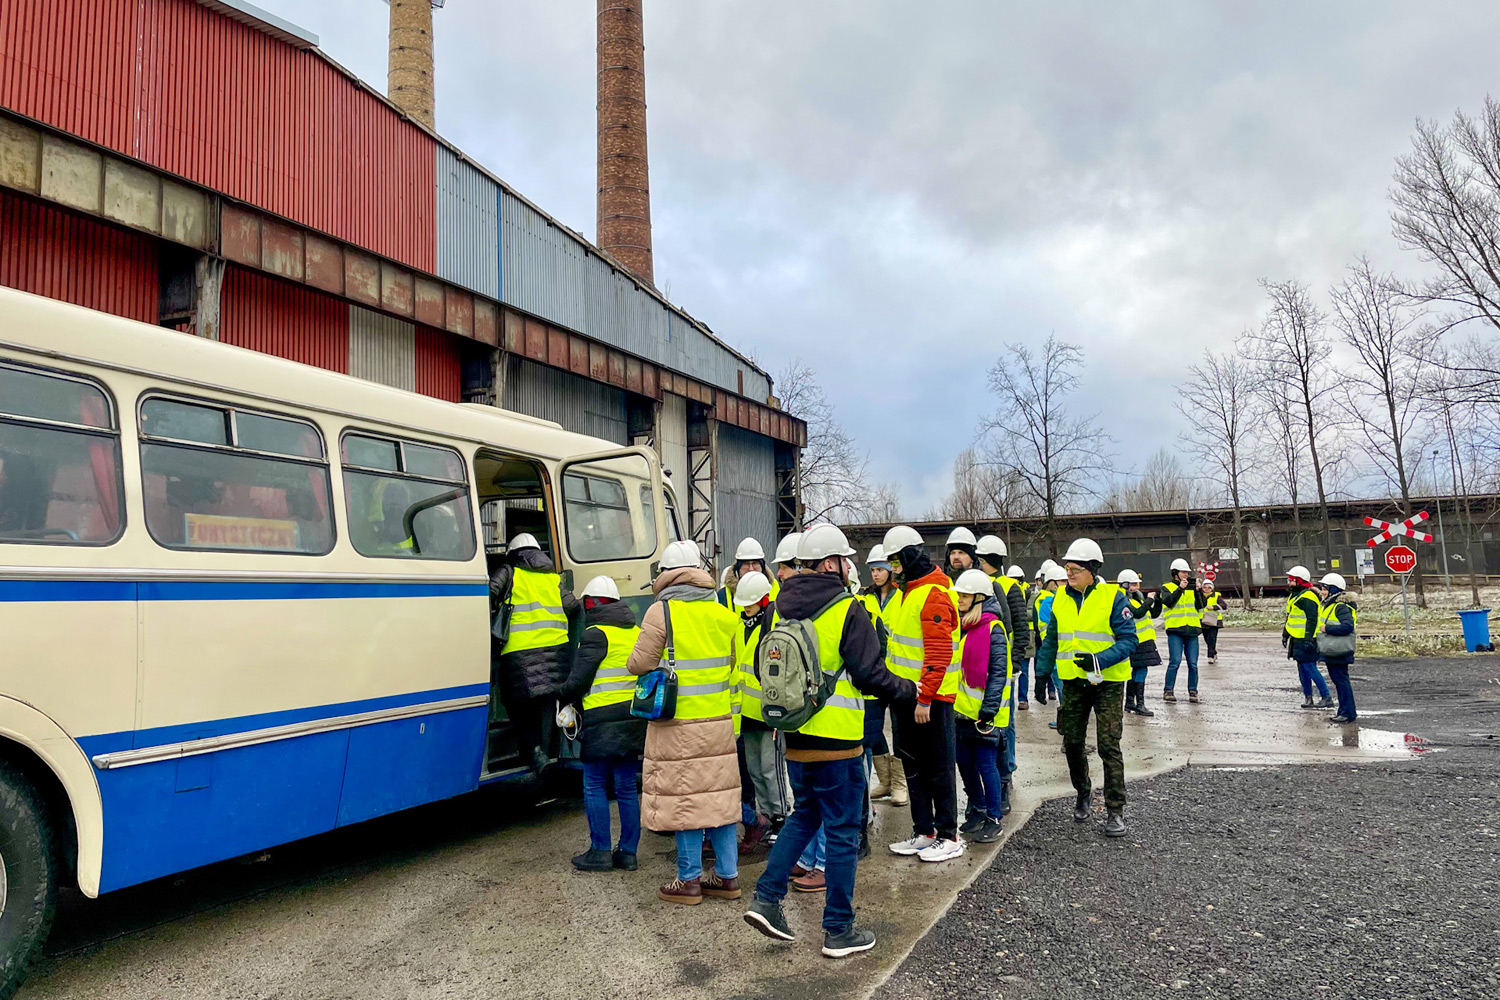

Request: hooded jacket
left=957, top=608, right=1008, bottom=744
left=774, top=570, right=919, bottom=758
left=489, top=547, right=580, bottom=702
left=1318, top=590, right=1358, bottom=666
left=1283, top=584, right=1322, bottom=663
left=901, top=562, right=960, bottom=705
left=561, top=598, right=648, bottom=760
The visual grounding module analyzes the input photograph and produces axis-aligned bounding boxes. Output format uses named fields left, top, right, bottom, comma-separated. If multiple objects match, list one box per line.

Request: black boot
left=1001, top=777, right=1013, bottom=818
left=1073, top=792, right=1090, bottom=823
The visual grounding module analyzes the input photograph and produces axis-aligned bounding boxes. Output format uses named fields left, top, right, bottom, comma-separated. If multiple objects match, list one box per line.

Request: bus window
left=663, top=486, right=682, bottom=543
left=638, top=483, right=659, bottom=552
left=0, top=363, right=123, bottom=545
left=138, top=397, right=334, bottom=554
left=562, top=453, right=655, bottom=563
left=342, top=432, right=476, bottom=561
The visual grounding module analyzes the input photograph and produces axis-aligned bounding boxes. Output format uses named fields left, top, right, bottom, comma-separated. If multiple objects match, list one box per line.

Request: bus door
left=554, top=446, right=667, bottom=625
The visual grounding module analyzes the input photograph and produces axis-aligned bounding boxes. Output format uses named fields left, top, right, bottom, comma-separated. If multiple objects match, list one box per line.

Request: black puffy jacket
left=562, top=599, right=647, bottom=760
left=490, top=547, right=579, bottom=702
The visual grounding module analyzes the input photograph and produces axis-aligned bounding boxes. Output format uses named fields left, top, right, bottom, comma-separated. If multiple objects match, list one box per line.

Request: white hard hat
left=1044, top=563, right=1068, bottom=583
left=953, top=568, right=995, bottom=597
left=866, top=544, right=888, bottom=565
left=1117, top=569, right=1141, bottom=585
left=1007, top=565, right=1025, bottom=579
left=734, top=537, right=766, bottom=562
left=1062, top=538, right=1104, bottom=565
left=508, top=532, right=540, bottom=552
left=975, top=534, right=1007, bottom=559
left=1169, top=557, right=1192, bottom=574
left=946, top=526, right=977, bottom=548
left=734, top=571, right=772, bottom=606
left=1037, top=558, right=1058, bottom=578
left=773, top=533, right=803, bottom=566
left=581, top=575, right=620, bottom=601
left=659, top=539, right=702, bottom=571
left=882, top=525, right=924, bottom=557
left=1320, top=572, right=1346, bottom=590
left=1287, top=565, right=1312, bottom=583
left=797, top=523, right=855, bottom=563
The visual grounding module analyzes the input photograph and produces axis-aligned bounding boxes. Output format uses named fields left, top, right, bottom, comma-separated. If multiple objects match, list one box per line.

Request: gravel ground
left=875, top=653, right=1500, bottom=1000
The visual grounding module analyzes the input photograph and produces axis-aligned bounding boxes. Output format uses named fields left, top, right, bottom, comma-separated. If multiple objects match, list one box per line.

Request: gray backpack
left=756, top=595, right=852, bottom=731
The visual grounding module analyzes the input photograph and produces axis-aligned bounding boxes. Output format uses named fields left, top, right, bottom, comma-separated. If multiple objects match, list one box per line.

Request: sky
left=264, top=0, right=1499, bottom=515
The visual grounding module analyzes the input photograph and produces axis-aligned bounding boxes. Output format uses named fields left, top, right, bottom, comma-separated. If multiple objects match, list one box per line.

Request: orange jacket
left=904, top=566, right=958, bottom=705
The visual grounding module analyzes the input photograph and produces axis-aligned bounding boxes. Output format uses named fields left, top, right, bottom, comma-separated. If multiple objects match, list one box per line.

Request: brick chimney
left=389, top=0, right=437, bottom=129
left=597, top=0, right=654, bottom=285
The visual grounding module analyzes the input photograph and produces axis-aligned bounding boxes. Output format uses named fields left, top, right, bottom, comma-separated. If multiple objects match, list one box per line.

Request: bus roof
left=0, top=286, right=627, bottom=463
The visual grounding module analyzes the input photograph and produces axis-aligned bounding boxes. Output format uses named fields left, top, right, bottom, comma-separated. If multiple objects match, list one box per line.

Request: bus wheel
left=0, top=762, right=58, bottom=1000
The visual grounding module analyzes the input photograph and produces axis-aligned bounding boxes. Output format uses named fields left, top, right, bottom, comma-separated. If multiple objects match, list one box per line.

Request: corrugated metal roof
left=193, top=0, right=317, bottom=49
left=435, top=145, right=499, bottom=298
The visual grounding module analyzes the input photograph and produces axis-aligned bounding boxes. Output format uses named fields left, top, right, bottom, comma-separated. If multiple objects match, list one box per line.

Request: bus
left=0, top=286, right=676, bottom=992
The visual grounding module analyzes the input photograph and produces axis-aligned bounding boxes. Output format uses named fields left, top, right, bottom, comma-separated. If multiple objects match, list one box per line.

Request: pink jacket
left=961, top=610, right=1000, bottom=690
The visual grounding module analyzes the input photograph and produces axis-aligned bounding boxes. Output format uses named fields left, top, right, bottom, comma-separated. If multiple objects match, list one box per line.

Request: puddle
left=1328, top=728, right=1438, bottom=753
left=1354, top=709, right=1413, bottom=717
left=1205, top=765, right=1273, bottom=772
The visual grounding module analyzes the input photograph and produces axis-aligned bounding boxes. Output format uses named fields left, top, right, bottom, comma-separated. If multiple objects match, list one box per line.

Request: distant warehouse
left=0, top=0, right=805, bottom=558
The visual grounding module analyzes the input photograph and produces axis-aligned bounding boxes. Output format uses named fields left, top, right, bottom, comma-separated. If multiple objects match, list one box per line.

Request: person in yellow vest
left=952, top=569, right=1012, bottom=845
left=626, top=539, right=743, bottom=906
left=718, top=536, right=773, bottom=608
left=974, top=535, right=1026, bottom=813
left=490, top=532, right=580, bottom=775
left=1316, top=573, right=1359, bottom=724
left=1157, top=557, right=1208, bottom=703
left=743, top=525, right=917, bottom=958
left=1035, top=538, right=1138, bottom=838
left=1031, top=561, right=1066, bottom=707
left=860, top=544, right=908, bottom=806
left=1200, top=578, right=1225, bottom=664
left=1284, top=566, right=1334, bottom=709
left=733, top=571, right=789, bottom=855
left=771, top=532, right=802, bottom=587
left=561, top=575, right=647, bottom=873
left=1117, top=569, right=1160, bottom=717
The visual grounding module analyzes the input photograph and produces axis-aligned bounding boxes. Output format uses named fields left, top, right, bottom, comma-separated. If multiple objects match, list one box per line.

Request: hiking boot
left=858, top=831, right=871, bottom=860
left=971, top=818, right=1003, bottom=844
left=1162, top=689, right=1177, bottom=703
left=917, top=837, right=966, bottom=863
left=659, top=877, right=703, bottom=905
left=1135, top=700, right=1156, bottom=717
left=1001, top=778, right=1013, bottom=817
left=612, top=850, right=638, bottom=871
left=1104, top=811, right=1127, bottom=838
left=822, top=926, right=876, bottom=958
left=744, top=897, right=795, bottom=942
left=1328, top=715, right=1354, bottom=724
left=791, top=869, right=827, bottom=893
left=739, top=814, right=770, bottom=854
left=1018, top=700, right=1030, bottom=712
left=789, top=864, right=811, bottom=879
left=889, top=834, right=936, bottom=856
left=1316, top=696, right=1335, bottom=708
left=701, top=873, right=742, bottom=899
left=1073, top=793, right=1091, bottom=823
left=1301, top=696, right=1317, bottom=709
left=571, top=848, right=613, bottom=872
left=959, top=812, right=987, bottom=836
left=1188, top=691, right=1201, bottom=704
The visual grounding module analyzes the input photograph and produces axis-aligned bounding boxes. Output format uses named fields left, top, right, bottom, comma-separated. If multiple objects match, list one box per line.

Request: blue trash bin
left=1457, top=609, right=1492, bottom=652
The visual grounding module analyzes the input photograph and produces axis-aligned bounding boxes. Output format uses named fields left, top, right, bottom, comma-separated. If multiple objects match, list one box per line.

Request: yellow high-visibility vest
left=659, top=599, right=739, bottom=721
left=734, top=608, right=776, bottom=725
left=793, top=597, right=866, bottom=742
left=1052, top=583, right=1130, bottom=682
left=886, top=583, right=961, bottom=697
left=501, top=569, right=569, bottom=655
left=582, top=623, right=642, bottom=711
left=1129, top=594, right=1156, bottom=644
left=1284, top=589, right=1322, bottom=639
left=1160, top=581, right=1202, bottom=631
left=955, top=620, right=1013, bottom=727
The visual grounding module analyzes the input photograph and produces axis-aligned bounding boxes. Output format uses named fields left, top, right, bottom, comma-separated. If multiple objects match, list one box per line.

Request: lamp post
left=1431, top=448, right=1452, bottom=593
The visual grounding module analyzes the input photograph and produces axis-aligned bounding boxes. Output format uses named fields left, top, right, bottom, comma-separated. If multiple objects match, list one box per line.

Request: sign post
left=1384, top=545, right=1418, bottom=634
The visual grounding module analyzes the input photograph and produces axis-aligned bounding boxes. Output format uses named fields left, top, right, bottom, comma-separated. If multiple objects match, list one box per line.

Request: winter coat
left=1317, top=592, right=1358, bottom=666
left=627, top=567, right=740, bottom=832
left=904, top=565, right=960, bottom=706
left=489, top=547, right=580, bottom=702
left=1127, top=593, right=1163, bottom=668
left=957, top=609, right=1008, bottom=745
left=561, top=599, right=648, bottom=761
left=1284, top=587, right=1322, bottom=664
left=994, top=578, right=1032, bottom=661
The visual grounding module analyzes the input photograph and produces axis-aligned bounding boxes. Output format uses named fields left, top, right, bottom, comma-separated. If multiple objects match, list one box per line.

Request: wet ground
left=19, top=632, right=1458, bottom=1000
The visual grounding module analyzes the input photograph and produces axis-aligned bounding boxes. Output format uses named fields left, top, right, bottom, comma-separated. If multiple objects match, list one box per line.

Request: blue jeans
left=798, top=825, right=826, bottom=871
left=1328, top=663, right=1357, bottom=718
left=956, top=737, right=1003, bottom=820
left=1017, top=658, right=1031, bottom=702
left=582, top=757, right=640, bottom=854
left=1164, top=633, right=1199, bottom=692
left=1131, top=664, right=1149, bottom=684
left=1299, top=660, right=1331, bottom=699
left=675, top=823, right=738, bottom=881
left=755, top=756, right=866, bottom=933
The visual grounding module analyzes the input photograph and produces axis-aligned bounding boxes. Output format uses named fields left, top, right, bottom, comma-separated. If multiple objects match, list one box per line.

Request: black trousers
left=892, top=699, right=958, bottom=839
left=1202, top=625, right=1220, bottom=658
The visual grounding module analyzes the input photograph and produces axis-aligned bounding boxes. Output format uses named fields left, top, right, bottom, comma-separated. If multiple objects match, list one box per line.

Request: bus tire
left=0, top=761, right=58, bottom=1000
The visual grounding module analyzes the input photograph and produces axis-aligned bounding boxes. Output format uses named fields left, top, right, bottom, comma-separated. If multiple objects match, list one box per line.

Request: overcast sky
left=268, top=1, right=1498, bottom=515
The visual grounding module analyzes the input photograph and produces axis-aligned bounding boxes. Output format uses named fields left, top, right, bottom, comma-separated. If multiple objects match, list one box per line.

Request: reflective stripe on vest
left=794, top=596, right=865, bottom=742
left=1160, top=582, right=1202, bottom=630
left=734, top=608, right=776, bottom=725
left=660, top=598, right=740, bottom=721
left=860, top=590, right=901, bottom=700
left=886, top=583, right=961, bottom=696
left=1284, top=589, right=1321, bottom=638
left=583, top=623, right=643, bottom=711
left=1053, top=583, right=1130, bottom=682
left=955, top=620, right=1013, bottom=727
left=1033, top=590, right=1053, bottom=642
left=501, top=569, right=569, bottom=655
left=1318, top=599, right=1357, bottom=632
left=1129, top=595, right=1156, bottom=644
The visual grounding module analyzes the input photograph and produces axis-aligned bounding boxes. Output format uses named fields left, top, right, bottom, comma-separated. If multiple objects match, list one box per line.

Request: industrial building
left=0, top=0, right=805, bottom=561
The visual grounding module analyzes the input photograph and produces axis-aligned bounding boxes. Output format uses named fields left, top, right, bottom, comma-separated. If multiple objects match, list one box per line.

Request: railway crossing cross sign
left=1364, top=511, right=1433, bottom=547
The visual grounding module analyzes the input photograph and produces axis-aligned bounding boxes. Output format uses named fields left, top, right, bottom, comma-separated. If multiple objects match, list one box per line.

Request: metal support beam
left=775, top=441, right=802, bottom=538
left=688, top=404, right=717, bottom=563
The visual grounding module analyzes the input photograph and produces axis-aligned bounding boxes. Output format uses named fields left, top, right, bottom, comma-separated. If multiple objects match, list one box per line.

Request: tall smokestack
left=597, top=0, right=654, bottom=285
left=389, top=0, right=437, bottom=129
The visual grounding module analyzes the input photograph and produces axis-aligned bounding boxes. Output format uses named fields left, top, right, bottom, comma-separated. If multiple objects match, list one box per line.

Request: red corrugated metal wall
left=0, top=191, right=159, bottom=322
left=415, top=325, right=462, bottom=402
left=221, top=267, right=348, bottom=373
left=0, top=0, right=436, bottom=271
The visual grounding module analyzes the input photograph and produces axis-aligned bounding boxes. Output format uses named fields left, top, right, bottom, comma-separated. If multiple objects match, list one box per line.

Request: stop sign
left=1384, top=545, right=1417, bottom=575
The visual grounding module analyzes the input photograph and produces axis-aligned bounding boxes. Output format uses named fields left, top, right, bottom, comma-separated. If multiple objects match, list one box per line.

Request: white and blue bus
left=0, top=287, right=677, bottom=993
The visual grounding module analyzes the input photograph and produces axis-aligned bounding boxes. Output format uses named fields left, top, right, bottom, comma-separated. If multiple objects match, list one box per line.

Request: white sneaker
left=889, top=834, right=936, bottom=856
left=918, top=837, right=966, bottom=863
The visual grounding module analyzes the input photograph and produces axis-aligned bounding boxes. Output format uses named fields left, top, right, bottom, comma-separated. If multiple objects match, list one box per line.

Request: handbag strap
left=662, top=598, right=677, bottom=674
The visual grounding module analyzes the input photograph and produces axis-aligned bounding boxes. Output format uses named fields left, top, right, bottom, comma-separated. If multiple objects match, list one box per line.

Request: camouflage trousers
left=1057, top=678, right=1126, bottom=811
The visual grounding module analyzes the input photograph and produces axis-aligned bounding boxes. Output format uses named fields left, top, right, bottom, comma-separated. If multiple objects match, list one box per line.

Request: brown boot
left=791, top=869, right=827, bottom=893
left=889, top=757, right=910, bottom=807
left=701, top=873, right=741, bottom=899
left=870, top=755, right=893, bottom=800
left=658, top=877, right=703, bottom=905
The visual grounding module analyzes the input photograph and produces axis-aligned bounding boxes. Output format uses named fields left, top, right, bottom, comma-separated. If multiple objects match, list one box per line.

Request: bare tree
left=1242, top=279, right=1342, bottom=566
left=929, top=448, right=1006, bottom=521
left=1102, top=449, right=1202, bottom=512
left=776, top=360, right=871, bottom=526
left=1425, top=354, right=1485, bottom=604
left=1176, top=350, right=1256, bottom=607
left=1253, top=375, right=1308, bottom=557
left=977, top=336, right=1112, bottom=551
left=849, top=481, right=904, bottom=525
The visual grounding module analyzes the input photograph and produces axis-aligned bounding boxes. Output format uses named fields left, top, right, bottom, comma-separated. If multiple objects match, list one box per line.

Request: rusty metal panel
left=607, top=350, right=626, bottom=388
left=546, top=327, right=568, bottom=369
left=304, top=233, right=343, bottom=294
left=220, top=266, right=348, bottom=372
left=444, top=288, right=473, bottom=339
left=221, top=204, right=260, bottom=265
left=587, top=343, right=607, bottom=383
left=348, top=304, right=415, bottom=391
left=569, top=335, right=588, bottom=376
left=434, top=144, right=499, bottom=298
left=523, top=318, right=546, bottom=360
left=625, top=357, right=642, bottom=395
left=381, top=264, right=413, bottom=316
left=413, top=276, right=445, bottom=327
left=261, top=219, right=303, bottom=282
left=641, top=363, right=658, bottom=400
left=502, top=308, right=523, bottom=352
left=0, top=118, right=41, bottom=191
left=504, top=356, right=626, bottom=445
left=473, top=299, right=498, bottom=347
left=415, top=325, right=461, bottom=402
left=345, top=251, right=380, bottom=306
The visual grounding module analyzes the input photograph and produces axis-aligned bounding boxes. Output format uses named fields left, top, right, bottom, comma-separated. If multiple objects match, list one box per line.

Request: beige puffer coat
left=627, top=567, right=741, bottom=832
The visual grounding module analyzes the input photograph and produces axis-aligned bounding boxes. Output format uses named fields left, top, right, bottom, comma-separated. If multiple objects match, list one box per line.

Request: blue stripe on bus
left=0, top=579, right=488, bottom=602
